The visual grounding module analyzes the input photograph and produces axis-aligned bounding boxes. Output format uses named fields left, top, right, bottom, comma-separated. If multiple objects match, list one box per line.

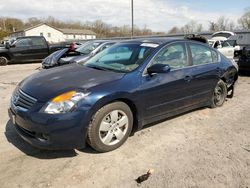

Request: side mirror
left=147, top=64, right=171, bottom=75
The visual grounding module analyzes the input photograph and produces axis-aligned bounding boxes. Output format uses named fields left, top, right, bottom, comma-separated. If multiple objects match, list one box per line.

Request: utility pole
left=131, top=0, right=134, bottom=38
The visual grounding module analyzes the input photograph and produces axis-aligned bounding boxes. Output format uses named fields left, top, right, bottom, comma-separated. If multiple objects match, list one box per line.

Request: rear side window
left=31, top=38, right=47, bottom=47
left=190, top=44, right=214, bottom=65
left=151, top=43, right=188, bottom=69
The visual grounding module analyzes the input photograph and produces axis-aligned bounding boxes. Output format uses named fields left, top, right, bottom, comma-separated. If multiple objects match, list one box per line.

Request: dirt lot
left=0, top=63, right=249, bottom=188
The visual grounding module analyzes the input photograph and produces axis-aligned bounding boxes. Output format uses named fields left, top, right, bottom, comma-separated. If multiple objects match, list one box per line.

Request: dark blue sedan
left=9, top=38, right=238, bottom=152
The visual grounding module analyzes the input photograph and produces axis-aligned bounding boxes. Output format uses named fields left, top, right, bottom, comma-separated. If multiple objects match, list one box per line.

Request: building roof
left=11, top=23, right=96, bottom=36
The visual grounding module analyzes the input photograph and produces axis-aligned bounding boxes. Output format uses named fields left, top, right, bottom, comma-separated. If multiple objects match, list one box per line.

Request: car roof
left=89, top=40, right=110, bottom=43
left=119, top=37, right=177, bottom=44
left=17, top=36, right=45, bottom=39
left=118, top=37, right=208, bottom=46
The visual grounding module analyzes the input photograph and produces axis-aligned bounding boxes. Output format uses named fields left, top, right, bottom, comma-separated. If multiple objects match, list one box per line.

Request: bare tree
left=168, top=26, right=180, bottom=34
left=0, top=16, right=166, bottom=39
left=209, top=17, right=236, bottom=32
left=217, top=16, right=229, bottom=30
left=238, top=7, right=250, bottom=29
left=209, top=21, right=218, bottom=32
left=180, top=20, right=203, bottom=34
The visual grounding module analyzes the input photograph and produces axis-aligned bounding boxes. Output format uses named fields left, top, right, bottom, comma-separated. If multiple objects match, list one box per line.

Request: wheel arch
left=0, top=53, right=11, bottom=60
left=89, top=95, right=140, bottom=134
left=112, top=98, right=139, bottom=134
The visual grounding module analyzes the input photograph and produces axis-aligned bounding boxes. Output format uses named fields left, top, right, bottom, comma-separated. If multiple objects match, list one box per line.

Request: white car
left=209, top=31, right=239, bottom=61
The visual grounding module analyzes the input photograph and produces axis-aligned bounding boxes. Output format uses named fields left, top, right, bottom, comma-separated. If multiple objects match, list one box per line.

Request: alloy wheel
left=99, top=110, right=129, bottom=146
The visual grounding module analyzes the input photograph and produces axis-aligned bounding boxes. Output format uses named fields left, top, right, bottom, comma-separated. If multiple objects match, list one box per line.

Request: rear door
left=187, top=42, right=220, bottom=104
left=139, top=42, right=197, bottom=121
left=30, top=37, right=49, bottom=60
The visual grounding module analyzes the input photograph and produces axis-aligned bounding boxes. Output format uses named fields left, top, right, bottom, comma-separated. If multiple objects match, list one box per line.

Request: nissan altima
left=9, top=38, right=238, bottom=152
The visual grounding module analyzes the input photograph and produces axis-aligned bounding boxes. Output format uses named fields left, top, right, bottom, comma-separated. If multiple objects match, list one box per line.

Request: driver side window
left=151, top=43, right=188, bottom=69
left=15, top=39, right=31, bottom=47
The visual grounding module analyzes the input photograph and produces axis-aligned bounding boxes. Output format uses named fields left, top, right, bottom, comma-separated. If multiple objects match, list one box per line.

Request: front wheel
left=87, top=102, right=133, bottom=152
left=0, top=56, right=8, bottom=66
left=210, top=80, right=227, bottom=108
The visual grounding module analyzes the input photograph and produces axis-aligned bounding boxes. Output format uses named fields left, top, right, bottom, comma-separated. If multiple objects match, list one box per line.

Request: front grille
left=12, top=89, right=37, bottom=111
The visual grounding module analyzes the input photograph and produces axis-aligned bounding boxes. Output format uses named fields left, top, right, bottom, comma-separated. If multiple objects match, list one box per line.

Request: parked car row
left=207, top=31, right=250, bottom=71
left=42, top=40, right=118, bottom=68
left=8, top=36, right=238, bottom=152
left=208, top=31, right=239, bottom=61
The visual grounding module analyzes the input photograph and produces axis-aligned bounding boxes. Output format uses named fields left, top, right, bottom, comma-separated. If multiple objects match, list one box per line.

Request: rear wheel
left=210, top=80, right=227, bottom=108
left=87, top=102, right=133, bottom=152
left=0, top=56, right=8, bottom=66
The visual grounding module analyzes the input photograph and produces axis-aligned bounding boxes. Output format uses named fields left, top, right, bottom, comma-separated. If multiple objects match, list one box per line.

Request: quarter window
left=151, top=43, right=188, bottom=69
left=190, top=44, right=213, bottom=65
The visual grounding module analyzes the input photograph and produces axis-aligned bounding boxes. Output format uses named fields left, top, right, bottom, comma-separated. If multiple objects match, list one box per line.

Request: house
left=9, top=23, right=96, bottom=43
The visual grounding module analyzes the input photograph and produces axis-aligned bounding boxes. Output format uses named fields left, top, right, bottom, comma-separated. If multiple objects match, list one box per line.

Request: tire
left=0, top=56, right=8, bottom=66
left=87, top=102, right=133, bottom=152
left=210, top=80, right=227, bottom=108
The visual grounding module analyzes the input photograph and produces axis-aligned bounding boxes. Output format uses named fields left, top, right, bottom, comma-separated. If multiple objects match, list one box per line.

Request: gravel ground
left=0, top=63, right=249, bottom=188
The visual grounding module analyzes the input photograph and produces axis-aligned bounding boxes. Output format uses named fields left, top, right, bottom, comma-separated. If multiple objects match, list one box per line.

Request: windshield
left=76, top=41, right=102, bottom=55
left=221, top=40, right=237, bottom=48
left=82, top=43, right=156, bottom=73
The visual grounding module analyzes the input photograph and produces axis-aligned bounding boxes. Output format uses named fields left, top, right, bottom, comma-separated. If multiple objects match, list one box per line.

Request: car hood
left=20, top=64, right=125, bottom=102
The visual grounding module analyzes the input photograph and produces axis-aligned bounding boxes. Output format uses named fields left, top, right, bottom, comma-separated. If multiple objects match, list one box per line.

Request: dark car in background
left=42, top=40, right=117, bottom=68
left=0, top=36, right=65, bottom=65
left=9, top=38, right=238, bottom=152
left=238, top=46, right=250, bottom=72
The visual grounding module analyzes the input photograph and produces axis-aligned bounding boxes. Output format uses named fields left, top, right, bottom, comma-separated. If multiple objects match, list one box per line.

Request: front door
left=138, top=42, right=196, bottom=122
left=10, top=38, right=33, bottom=61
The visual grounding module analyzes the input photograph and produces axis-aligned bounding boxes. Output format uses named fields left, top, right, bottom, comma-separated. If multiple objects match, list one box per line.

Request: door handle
left=184, top=75, right=193, bottom=82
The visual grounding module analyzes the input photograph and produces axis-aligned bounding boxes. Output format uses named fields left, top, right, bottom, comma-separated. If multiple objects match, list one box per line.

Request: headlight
left=42, top=91, right=90, bottom=114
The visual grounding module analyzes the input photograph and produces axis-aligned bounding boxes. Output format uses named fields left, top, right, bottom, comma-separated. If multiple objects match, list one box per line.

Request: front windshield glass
left=76, top=41, right=102, bottom=55
left=221, top=40, right=236, bottom=48
left=82, top=43, right=156, bottom=73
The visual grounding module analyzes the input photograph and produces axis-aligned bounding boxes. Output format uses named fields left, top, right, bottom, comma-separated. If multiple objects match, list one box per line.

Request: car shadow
left=4, top=107, right=209, bottom=158
left=4, top=120, right=105, bottom=158
left=4, top=120, right=80, bottom=159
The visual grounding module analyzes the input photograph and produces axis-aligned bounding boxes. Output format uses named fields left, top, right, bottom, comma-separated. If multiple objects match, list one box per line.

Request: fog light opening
left=36, top=133, right=49, bottom=142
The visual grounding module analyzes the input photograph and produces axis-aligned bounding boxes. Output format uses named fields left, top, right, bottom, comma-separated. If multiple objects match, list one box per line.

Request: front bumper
left=8, top=106, right=91, bottom=150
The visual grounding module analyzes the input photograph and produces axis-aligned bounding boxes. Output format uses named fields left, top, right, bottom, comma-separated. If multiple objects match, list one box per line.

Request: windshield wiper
left=86, top=65, right=108, bottom=71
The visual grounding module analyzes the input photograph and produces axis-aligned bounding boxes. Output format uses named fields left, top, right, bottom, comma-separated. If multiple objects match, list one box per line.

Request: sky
left=0, top=0, right=249, bottom=32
